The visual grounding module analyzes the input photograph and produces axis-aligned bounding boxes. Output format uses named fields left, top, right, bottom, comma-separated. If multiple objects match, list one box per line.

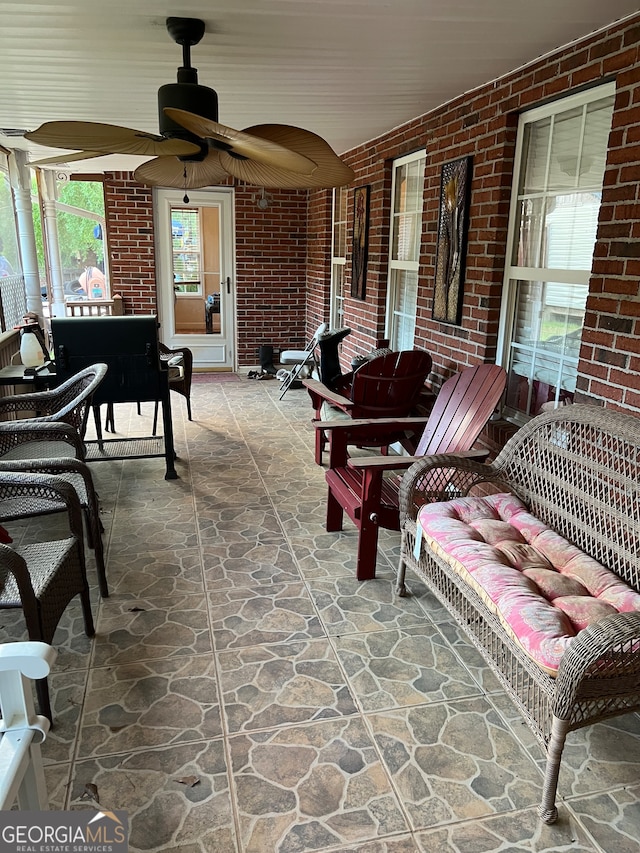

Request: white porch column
left=39, top=170, right=66, bottom=317
left=8, top=151, right=42, bottom=319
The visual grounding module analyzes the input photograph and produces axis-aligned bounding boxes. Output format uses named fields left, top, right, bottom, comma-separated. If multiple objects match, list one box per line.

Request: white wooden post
left=0, top=642, right=56, bottom=810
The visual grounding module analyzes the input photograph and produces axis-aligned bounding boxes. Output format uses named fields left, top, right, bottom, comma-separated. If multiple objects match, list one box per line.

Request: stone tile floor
left=3, top=374, right=640, bottom=852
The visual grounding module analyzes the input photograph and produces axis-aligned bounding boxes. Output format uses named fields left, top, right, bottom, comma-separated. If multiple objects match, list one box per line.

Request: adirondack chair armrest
left=318, top=416, right=432, bottom=468
left=303, top=379, right=354, bottom=412
left=347, top=447, right=490, bottom=473
left=314, top=416, right=431, bottom=435
left=346, top=455, right=418, bottom=473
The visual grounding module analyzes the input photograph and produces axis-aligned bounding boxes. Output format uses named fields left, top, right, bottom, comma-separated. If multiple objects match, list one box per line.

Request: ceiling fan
left=25, top=17, right=354, bottom=196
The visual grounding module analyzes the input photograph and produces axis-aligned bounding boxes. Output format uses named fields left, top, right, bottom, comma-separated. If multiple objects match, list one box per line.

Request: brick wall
left=305, top=191, right=332, bottom=335
left=234, top=184, right=308, bottom=365
left=103, top=174, right=157, bottom=315
left=102, top=12, right=640, bottom=410
left=307, top=12, right=640, bottom=414
left=103, top=175, right=309, bottom=367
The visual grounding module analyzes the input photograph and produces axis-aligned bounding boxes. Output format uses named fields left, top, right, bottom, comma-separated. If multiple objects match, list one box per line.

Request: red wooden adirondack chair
left=303, top=349, right=433, bottom=464
left=317, top=363, right=507, bottom=580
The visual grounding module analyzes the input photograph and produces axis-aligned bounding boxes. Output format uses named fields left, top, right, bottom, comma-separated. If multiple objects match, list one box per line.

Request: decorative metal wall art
left=432, top=155, right=473, bottom=324
left=351, top=185, right=370, bottom=300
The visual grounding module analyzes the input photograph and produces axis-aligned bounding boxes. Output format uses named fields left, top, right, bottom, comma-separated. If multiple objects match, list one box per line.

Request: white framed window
left=330, top=186, right=348, bottom=328
left=385, top=150, right=426, bottom=349
left=498, top=83, right=615, bottom=422
left=171, top=207, right=203, bottom=296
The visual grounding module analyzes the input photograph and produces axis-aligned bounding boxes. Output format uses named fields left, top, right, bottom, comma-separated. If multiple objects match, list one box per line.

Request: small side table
left=0, top=364, right=57, bottom=391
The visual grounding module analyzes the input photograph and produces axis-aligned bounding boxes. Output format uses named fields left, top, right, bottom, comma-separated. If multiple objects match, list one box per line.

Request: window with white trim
left=329, top=186, right=348, bottom=328
left=385, top=151, right=425, bottom=349
left=498, top=84, right=614, bottom=422
left=171, top=208, right=203, bottom=295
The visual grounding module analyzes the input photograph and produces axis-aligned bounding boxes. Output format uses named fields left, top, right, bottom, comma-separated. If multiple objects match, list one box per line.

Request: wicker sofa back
left=397, top=404, right=640, bottom=824
left=492, top=406, right=639, bottom=594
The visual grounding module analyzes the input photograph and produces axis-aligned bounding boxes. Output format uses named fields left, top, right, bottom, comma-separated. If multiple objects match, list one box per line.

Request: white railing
left=65, top=299, right=115, bottom=317
left=0, top=641, right=55, bottom=810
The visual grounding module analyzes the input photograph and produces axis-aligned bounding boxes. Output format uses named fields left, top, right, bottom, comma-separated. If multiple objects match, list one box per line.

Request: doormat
left=193, top=373, right=241, bottom=383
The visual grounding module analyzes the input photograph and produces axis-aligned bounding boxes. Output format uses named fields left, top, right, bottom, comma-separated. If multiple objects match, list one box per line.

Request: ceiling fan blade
left=25, top=121, right=200, bottom=157
left=223, top=125, right=354, bottom=189
left=165, top=109, right=317, bottom=175
left=28, top=151, right=107, bottom=167
left=134, top=150, right=229, bottom=190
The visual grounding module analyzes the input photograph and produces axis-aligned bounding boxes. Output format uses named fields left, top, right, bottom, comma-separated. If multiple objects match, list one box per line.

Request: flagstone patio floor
left=3, top=374, right=640, bottom=853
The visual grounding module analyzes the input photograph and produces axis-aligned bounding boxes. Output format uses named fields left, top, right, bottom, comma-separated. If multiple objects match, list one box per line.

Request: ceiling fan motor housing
left=158, top=82, right=219, bottom=145
left=159, top=16, right=217, bottom=153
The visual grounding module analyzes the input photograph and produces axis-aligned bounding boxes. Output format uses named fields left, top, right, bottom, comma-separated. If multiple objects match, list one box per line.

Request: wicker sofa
left=397, top=404, right=640, bottom=824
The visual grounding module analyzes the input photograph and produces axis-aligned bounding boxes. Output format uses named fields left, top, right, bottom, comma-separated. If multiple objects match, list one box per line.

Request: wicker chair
left=304, top=349, right=433, bottom=464
left=151, top=343, right=193, bottom=434
left=0, top=363, right=108, bottom=448
left=0, top=370, right=108, bottom=598
left=0, top=452, right=108, bottom=597
left=0, top=472, right=95, bottom=722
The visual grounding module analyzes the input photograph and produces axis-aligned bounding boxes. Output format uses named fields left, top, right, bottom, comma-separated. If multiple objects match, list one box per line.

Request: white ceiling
left=1, top=0, right=639, bottom=174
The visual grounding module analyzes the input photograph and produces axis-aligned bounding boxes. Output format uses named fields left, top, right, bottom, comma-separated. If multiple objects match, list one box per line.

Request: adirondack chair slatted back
left=415, top=364, right=507, bottom=457
left=349, top=350, right=432, bottom=418
left=320, top=362, right=507, bottom=580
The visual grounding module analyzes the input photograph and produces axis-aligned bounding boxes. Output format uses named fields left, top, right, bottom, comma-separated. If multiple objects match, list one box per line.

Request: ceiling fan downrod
left=159, top=18, right=219, bottom=143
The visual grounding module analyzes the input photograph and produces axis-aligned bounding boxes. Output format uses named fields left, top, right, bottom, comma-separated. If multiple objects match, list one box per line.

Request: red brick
left=99, top=13, right=640, bottom=412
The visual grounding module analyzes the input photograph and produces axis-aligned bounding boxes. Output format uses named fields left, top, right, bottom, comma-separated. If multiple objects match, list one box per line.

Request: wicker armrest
left=0, top=422, right=85, bottom=460
left=0, top=472, right=85, bottom=541
left=0, top=543, right=38, bottom=612
left=0, top=457, right=96, bottom=495
left=0, top=388, right=60, bottom=415
left=553, top=611, right=640, bottom=718
left=398, top=453, right=504, bottom=524
left=0, top=457, right=100, bottom=537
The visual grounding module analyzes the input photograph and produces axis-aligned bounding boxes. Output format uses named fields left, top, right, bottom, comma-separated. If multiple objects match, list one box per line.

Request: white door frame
left=154, top=187, right=236, bottom=370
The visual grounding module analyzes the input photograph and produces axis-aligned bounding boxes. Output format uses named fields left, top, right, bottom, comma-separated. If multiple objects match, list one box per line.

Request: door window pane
left=171, top=209, right=202, bottom=295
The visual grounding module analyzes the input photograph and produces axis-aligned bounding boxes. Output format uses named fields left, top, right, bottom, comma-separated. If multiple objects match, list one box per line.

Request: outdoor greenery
left=31, top=177, right=106, bottom=282
left=0, top=172, right=20, bottom=271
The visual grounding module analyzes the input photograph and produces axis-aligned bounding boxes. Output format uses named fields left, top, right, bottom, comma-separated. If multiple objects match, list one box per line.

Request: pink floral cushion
left=416, top=493, right=640, bottom=675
